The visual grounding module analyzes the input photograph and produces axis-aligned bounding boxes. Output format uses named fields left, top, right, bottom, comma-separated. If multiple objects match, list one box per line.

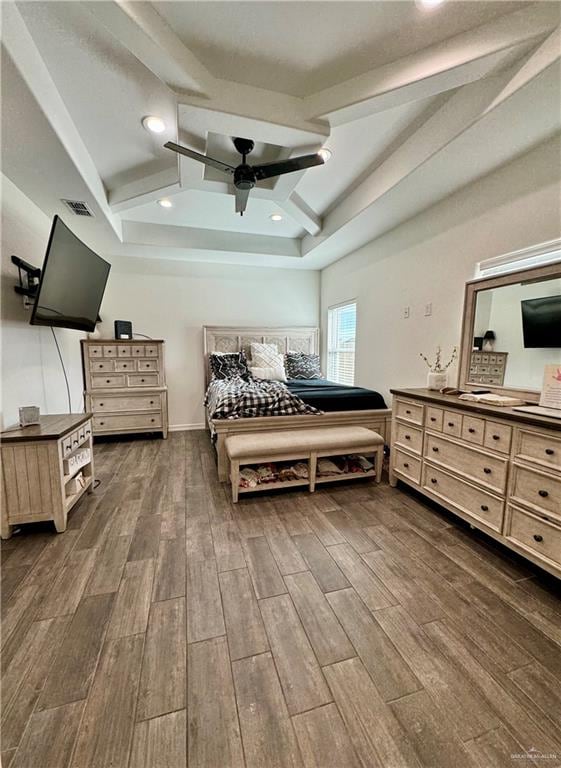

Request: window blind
left=327, top=301, right=357, bottom=385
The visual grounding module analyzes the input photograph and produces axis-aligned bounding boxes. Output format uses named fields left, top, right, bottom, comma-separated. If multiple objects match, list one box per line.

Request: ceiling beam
left=301, top=43, right=558, bottom=260
left=279, top=193, right=321, bottom=236
left=303, top=4, right=559, bottom=125
left=83, top=0, right=215, bottom=96
left=2, top=3, right=122, bottom=240
left=109, top=167, right=181, bottom=212
left=122, top=220, right=302, bottom=259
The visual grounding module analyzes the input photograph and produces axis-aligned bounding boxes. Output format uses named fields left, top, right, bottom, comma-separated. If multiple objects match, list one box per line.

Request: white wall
left=99, top=258, right=319, bottom=428
left=320, top=136, right=561, bottom=406
left=1, top=174, right=86, bottom=430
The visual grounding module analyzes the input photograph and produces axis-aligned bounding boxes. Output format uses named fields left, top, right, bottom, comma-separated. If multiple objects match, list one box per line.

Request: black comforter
left=285, top=378, right=386, bottom=412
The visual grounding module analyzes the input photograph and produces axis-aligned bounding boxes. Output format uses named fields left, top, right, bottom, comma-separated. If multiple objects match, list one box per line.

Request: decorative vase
left=427, top=371, right=447, bottom=391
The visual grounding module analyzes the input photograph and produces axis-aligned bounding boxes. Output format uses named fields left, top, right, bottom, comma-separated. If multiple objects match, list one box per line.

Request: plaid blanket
left=205, top=377, right=321, bottom=420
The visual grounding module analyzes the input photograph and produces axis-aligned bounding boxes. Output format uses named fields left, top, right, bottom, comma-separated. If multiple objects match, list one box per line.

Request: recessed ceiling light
left=142, top=116, right=166, bottom=134
left=270, top=213, right=283, bottom=222
left=416, top=0, right=445, bottom=8
left=318, top=148, right=332, bottom=162
left=158, top=198, right=173, bottom=208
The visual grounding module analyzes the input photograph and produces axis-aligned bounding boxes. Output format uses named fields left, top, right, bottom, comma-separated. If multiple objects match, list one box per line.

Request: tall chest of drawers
left=81, top=340, right=168, bottom=439
left=389, top=388, right=561, bottom=579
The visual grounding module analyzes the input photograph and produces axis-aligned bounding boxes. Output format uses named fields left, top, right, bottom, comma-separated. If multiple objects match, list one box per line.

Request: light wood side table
left=1, top=413, right=94, bottom=539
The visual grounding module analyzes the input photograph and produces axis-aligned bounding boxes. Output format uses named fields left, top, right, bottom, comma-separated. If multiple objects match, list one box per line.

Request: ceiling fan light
left=158, top=198, right=173, bottom=208
left=270, top=214, right=283, bottom=222
left=142, top=116, right=166, bottom=134
left=318, top=148, right=332, bottom=163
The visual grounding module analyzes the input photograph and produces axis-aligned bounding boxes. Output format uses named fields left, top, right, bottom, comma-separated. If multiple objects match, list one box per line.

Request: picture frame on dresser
left=81, top=339, right=169, bottom=439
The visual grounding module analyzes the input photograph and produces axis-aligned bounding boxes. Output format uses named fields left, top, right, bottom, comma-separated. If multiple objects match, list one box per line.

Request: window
left=327, top=301, right=357, bottom=385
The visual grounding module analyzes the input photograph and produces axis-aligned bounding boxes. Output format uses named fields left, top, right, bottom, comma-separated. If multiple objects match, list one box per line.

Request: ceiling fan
left=164, top=137, right=327, bottom=216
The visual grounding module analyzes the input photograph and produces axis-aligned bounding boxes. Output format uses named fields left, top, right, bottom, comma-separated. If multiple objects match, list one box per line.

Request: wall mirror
left=459, top=262, right=561, bottom=402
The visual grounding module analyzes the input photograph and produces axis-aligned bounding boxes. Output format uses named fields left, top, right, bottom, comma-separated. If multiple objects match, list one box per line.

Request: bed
left=203, top=325, right=392, bottom=481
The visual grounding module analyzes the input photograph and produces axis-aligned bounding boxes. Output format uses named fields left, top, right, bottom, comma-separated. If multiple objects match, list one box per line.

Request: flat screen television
left=30, top=216, right=111, bottom=332
left=521, top=295, right=561, bottom=348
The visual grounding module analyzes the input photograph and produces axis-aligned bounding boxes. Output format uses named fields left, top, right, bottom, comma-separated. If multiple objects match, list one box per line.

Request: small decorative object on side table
left=0, top=414, right=95, bottom=539
left=420, top=345, right=458, bottom=390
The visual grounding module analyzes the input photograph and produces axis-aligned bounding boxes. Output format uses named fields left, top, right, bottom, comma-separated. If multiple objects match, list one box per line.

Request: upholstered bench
left=226, top=426, right=384, bottom=502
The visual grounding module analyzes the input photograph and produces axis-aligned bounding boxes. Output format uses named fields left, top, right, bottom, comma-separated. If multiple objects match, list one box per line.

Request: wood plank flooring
left=1, top=430, right=561, bottom=768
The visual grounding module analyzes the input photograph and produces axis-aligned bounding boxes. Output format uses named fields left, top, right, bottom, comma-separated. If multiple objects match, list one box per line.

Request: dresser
left=469, top=350, right=508, bottom=385
left=389, top=388, right=561, bottom=579
left=81, top=340, right=168, bottom=439
left=1, top=414, right=94, bottom=538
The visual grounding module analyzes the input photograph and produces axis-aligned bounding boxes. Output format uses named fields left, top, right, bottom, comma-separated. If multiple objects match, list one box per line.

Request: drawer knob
left=492, top=434, right=500, bottom=441
left=430, top=477, right=437, bottom=484
left=403, top=462, right=409, bottom=469
left=483, top=467, right=492, bottom=474
left=480, top=505, right=489, bottom=512
left=151, top=418, right=155, bottom=423
left=141, top=378, right=145, bottom=383
left=100, top=364, right=103, bottom=368
left=468, top=428, right=475, bottom=434
left=123, top=364, right=127, bottom=368
left=100, top=421, right=104, bottom=426
left=538, top=490, right=549, bottom=498
left=533, top=534, right=543, bottom=543
left=430, top=417, right=436, bottom=422
left=448, top=422, right=454, bottom=427
left=432, top=446, right=439, bottom=453
left=73, top=439, right=78, bottom=444
left=406, top=409, right=411, bottom=415
left=545, top=448, right=555, bottom=456
left=106, top=379, right=110, bottom=383
left=86, top=430, right=91, bottom=435
left=150, top=400, right=154, bottom=405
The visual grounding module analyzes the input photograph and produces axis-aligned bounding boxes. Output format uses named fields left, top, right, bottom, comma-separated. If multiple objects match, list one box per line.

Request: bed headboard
left=203, top=325, right=320, bottom=385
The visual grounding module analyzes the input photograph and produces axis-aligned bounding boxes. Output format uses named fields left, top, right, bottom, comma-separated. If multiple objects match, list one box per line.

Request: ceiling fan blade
left=253, top=153, right=324, bottom=181
left=235, top=186, right=250, bottom=215
left=164, top=141, right=235, bottom=175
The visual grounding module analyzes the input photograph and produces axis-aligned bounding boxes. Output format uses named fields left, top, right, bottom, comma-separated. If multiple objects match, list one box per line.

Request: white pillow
left=251, top=342, right=282, bottom=368
left=250, top=365, right=287, bottom=382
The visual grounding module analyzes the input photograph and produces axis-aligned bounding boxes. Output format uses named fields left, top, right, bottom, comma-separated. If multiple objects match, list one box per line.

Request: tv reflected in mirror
left=521, top=295, right=561, bottom=348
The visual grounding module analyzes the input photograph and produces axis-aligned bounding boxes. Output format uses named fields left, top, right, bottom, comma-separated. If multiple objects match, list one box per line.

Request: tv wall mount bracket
left=12, top=255, right=41, bottom=308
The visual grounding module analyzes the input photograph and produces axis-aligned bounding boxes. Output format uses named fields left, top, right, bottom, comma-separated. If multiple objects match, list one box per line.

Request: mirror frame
left=458, top=261, right=561, bottom=403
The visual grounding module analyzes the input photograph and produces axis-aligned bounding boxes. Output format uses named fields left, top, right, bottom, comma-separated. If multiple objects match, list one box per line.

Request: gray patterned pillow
left=209, top=351, right=251, bottom=380
left=285, top=352, right=321, bottom=379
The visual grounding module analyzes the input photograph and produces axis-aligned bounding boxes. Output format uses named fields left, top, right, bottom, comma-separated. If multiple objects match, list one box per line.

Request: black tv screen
left=30, top=216, right=110, bottom=332
left=521, top=295, right=561, bottom=348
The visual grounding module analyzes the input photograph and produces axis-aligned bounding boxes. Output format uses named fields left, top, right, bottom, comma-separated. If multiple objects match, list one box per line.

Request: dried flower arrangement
left=420, top=345, right=458, bottom=373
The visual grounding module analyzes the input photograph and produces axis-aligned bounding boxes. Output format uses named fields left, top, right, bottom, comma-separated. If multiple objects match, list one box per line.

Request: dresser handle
left=86, top=430, right=91, bottom=435
left=430, top=417, right=436, bottom=422
left=538, top=490, right=549, bottom=498
left=430, top=478, right=437, bottom=484
left=468, top=428, right=475, bottom=434
left=533, top=534, right=543, bottom=543
left=99, top=421, right=104, bottom=426
left=403, top=462, right=409, bottom=469
left=141, top=378, right=145, bottom=383
left=106, top=379, right=110, bottom=383
left=480, top=505, right=489, bottom=512
left=151, top=418, right=155, bottom=423
left=73, top=439, right=78, bottom=444
left=99, top=364, right=103, bottom=368
left=432, top=446, right=439, bottom=452
left=545, top=448, right=555, bottom=455
left=492, top=434, right=500, bottom=441
left=447, top=422, right=454, bottom=427
left=150, top=400, right=155, bottom=405
left=405, top=409, right=411, bottom=415
left=405, top=434, right=411, bottom=440
left=483, top=467, right=491, bottom=474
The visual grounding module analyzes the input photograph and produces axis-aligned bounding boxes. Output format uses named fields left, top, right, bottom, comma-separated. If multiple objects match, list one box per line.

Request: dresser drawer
left=425, top=406, right=443, bottom=431
left=137, top=359, right=158, bottom=372
left=131, top=345, right=148, bottom=357
left=516, top=429, right=561, bottom=472
left=510, top=464, right=561, bottom=521
left=442, top=411, right=462, bottom=438
left=483, top=421, right=512, bottom=455
left=91, top=374, right=126, bottom=389
left=461, top=416, right=485, bottom=446
left=88, top=345, right=103, bottom=358
left=394, top=422, right=423, bottom=455
left=423, top=464, right=504, bottom=532
left=128, top=373, right=159, bottom=387
left=91, top=394, right=162, bottom=413
left=395, top=399, right=424, bottom=425
left=144, top=345, right=159, bottom=357
left=506, top=505, right=561, bottom=570
left=425, top=433, right=508, bottom=494
left=114, top=360, right=134, bottom=372
left=393, top=449, right=422, bottom=485
left=102, top=345, right=117, bottom=358
left=90, top=360, right=114, bottom=373
left=118, top=345, right=133, bottom=357
left=93, top=413, right=162, bottom=432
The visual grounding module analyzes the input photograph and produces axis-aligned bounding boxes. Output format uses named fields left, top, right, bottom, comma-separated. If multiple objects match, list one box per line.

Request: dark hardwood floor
left=1, top=431, right=560, bottom=768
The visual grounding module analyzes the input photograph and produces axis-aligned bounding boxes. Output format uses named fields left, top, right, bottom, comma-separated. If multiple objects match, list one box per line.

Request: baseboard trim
left=169, top=423, right=206, bottom=432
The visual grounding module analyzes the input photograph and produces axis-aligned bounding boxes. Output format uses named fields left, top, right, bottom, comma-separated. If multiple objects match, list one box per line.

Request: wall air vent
left=61, top=199, right=94, bottom=217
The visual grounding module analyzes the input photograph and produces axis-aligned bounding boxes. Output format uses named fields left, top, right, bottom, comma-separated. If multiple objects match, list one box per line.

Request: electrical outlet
left=403, top=306, right=410, bottom=319
left=425, top=303, right=432, bottom=316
